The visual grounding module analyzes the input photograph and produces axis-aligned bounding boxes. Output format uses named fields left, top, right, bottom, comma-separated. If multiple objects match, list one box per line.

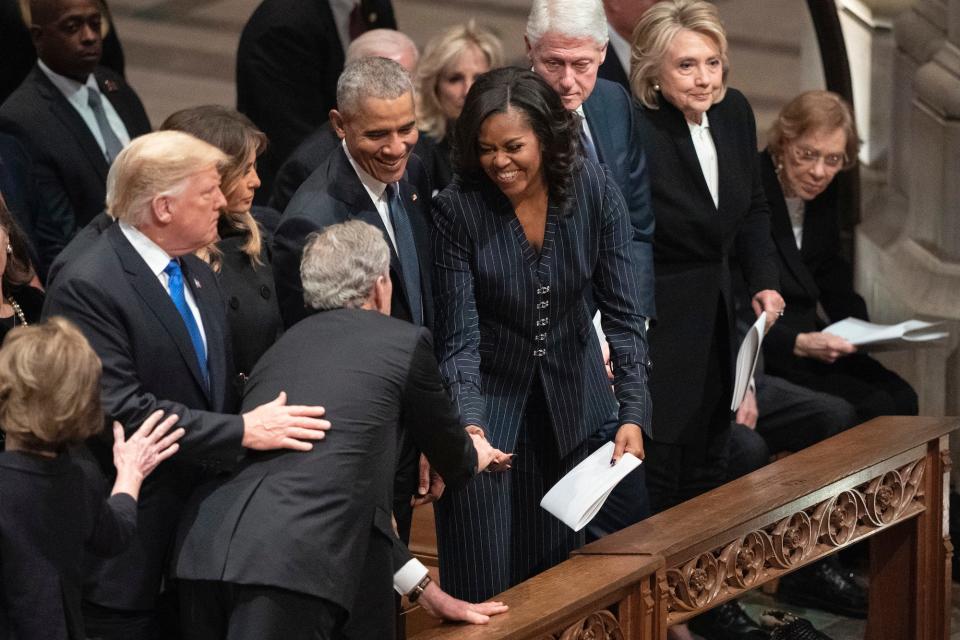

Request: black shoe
left=760, top=610, right=834, bottom=640
left=688, top=600, right=769, bottom=640
left=777, top=557, right=867, bottom=618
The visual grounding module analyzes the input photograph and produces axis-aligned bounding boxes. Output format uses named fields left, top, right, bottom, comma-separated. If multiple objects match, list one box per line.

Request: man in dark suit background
left=525, top=0, right=654, bottom=538
left=176, top=221, right=508, bottom=639
left=236, top=0, right=396, bottom=203
left=43, top=131, right=330, bottom=640
left=273, top=56, right=435, bottom=545
left=597, top=0, right=656, bottom=88
left=0, top=0, right=150, bottom=276
left=268, top=27, right=420, bottom=213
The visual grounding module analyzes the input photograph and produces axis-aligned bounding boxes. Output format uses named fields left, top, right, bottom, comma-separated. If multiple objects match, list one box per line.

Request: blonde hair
left=415, top=21, right=503, bottom=140
left=767, top=90, right=859, bottom=170
left=161, top=106, right=269, bottom=270
left=630, top=0, right=729, bottom=109
left=106, top=131, right=228, bottom=227
left=0, top=317, right=102, bottom=452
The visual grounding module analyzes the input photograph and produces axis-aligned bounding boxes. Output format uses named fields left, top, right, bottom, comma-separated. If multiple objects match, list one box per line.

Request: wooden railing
left=410, top=416, right=957, bottom=640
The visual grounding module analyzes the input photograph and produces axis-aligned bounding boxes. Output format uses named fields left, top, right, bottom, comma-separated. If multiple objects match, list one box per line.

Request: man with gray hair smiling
left=176, top=220, right=508, bottom=639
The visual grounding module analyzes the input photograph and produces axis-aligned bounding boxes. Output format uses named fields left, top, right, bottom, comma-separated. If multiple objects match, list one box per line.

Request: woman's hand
left=466, top=425, right=512, bottom=473
left=111, top=411, right=184, bottom=500
left=752, top=289, right=785, bottom=333
left=612, top=423, right=645, bottom=465
left=794, top=331, right=856, bottom=363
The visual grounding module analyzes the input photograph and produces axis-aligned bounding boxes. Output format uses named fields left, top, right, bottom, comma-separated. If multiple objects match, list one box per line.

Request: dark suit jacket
left=0, top=65, right=150, bottom=273
left=757, top=149, right=868, bottom=375
left=634, top=89, right=779, bottom=444
left=44, top=210, right=114, bottom=286
left=42, top=223, right=244, bottom=610
left=597, top=47, right=630, bottom=91
left=236, top=0, right=396, bottom=201
left=269, top=122, right=443, bottom=213
left=432, top=160, right=652, bottom=458
left=174, top=309, right=477, bottom=638
left=273, top=146, right=433, bottom=329
left=0, top=451, right=137, bottom=640
left=582, top=78, right=656, bottom=319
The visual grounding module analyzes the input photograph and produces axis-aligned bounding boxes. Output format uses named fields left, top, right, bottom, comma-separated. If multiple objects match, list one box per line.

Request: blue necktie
left=387, top=184, right=423, bottom=326
left=164, top=259, right=208, bottom=386
left=580, top=120, right=600, bottom=164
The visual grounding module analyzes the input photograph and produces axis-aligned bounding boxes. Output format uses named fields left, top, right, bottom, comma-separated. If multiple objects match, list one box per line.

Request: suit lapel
left=657, top=100, right=715, bottom=212
left=107, top=225, right=210, bottom=399
left=582, top=93, right=609, bottom=164
left=710, top=111, right=732, bottom=215
left=398, top=176, right=432, bottom=327
left=33, top=67, right=109, bottom=183
left=95, top=71, right=142, bottom=138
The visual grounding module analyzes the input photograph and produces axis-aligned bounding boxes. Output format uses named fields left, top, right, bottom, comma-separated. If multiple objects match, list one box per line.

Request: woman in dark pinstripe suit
left=430, top=67, right=652, bottom=602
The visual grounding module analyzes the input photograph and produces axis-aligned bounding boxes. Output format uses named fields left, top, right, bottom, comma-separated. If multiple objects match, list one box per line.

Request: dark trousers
left=83, top=588, right=180, bottom=640
left=773, top=353, right=918, bottom=421
left=179, top=580, right=345, bottom=640
left=585, top=426, right=651, bottom=541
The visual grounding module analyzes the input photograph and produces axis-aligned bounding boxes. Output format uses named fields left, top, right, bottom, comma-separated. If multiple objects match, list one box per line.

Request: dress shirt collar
left=342, top=138, right=392, bottom=204
left=686, top=110, right=711, bottom=134
left=38, top=58, right=98, bottom=105
left=119, top=221, right=174, bottom=278
left=606, top=25, right=631, bottom=77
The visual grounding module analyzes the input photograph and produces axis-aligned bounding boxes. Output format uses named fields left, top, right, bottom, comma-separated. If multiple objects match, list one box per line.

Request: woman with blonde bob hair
left=416, top=21, right=503, bottom=190
left=0, top=317, right=183, bottom=639
left=161, top=106, right=284, bottom=378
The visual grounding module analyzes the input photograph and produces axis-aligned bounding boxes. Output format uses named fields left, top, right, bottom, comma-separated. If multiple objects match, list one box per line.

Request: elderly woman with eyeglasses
left=758, top=90, right=917, bottom=420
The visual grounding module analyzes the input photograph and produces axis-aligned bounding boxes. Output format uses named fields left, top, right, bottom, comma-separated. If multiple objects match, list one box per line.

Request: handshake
left=411, top=425, right=513, bottom=508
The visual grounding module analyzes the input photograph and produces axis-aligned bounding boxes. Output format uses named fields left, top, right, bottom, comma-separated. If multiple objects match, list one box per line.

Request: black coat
left=0, top=65, right=150, bottom=273
left=757, top=149, right=868, bottom=374
left=174, top=308, right=477, bottom=639
left=634, top=89, right=779, bottom=444
left=0, top=451, right=137, bottom=640
left=42, top=223, right=244, bottom=610
left=235, top=0, right=396, bottom=201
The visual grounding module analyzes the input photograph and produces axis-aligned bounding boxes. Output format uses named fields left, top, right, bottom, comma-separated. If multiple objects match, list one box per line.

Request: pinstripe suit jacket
left=431, top=160, right=652, bottom=458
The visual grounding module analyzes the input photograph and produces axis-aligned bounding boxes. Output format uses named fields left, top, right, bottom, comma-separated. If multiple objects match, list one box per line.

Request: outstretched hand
left=417, top=580, right=509, bottom=624
left=111, top=411, right=184, bottom=499
left=241, top=391, right=331, bottom=451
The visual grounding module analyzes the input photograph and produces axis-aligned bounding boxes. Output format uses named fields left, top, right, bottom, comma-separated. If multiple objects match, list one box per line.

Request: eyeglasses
left=790, top=145, right=847, bottom=168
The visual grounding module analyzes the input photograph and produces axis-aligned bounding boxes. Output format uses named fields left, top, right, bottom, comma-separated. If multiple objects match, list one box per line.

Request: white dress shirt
left=342, top=140, right=399, bottom=252
left=329, top=0, right=358, bottom=55
left=785, top=196, right=805, bottom=249
left=687, top=112, right=719, bottom=209
left=119, top=222, right=207, bottom=354
left=38, top=60, right=131, bottom=158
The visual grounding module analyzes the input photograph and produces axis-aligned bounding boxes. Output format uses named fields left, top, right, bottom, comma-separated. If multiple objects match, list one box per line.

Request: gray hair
left=525, top=0, right=609, bottom=48
left=337, top=57, right=415, bottom=118
left=300, top=220, right=390, bottom=311
left=346, top=28, right=420, bottom=69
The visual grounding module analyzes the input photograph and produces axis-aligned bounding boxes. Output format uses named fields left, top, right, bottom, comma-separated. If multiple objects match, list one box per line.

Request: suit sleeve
left=623, top=90, right=656, bottom=320
left=402, top=328, right=477, bottom=492
left=430, top=195, right=489, bottom=433
left=271, top=213, right=318, bottom=328
left=43, top=276, right=245, bottom=465
left=733, top=99, right=779, bottom=296
left=593, top=168, right=653, bottom=434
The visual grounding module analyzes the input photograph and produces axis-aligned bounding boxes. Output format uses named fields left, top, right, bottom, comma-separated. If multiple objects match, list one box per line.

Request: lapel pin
left=193, top=277, right=202, bottom=289
left=368, top=11, right=377, bottom=22
left=103, top=79, right=119, bottom=93
left=411, top=193, right=418, bottom=202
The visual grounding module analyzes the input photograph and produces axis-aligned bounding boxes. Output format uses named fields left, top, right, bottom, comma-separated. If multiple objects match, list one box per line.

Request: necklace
left=7, top=296, right=27, bottom=326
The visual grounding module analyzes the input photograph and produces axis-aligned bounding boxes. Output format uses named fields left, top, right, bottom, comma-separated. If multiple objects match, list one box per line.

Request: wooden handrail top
left=579, top=416, right=958, bottom=563
left=409, top=553, right=662, bottom=639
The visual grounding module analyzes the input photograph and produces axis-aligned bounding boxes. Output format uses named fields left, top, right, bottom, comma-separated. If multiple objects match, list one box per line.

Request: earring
left=5, top=244, right=11, bottom=254
left=653, top=82, right=661, bottom=91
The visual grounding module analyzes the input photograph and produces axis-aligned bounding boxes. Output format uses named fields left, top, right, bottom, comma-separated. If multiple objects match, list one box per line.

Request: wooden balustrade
left=410, top=416, right=957, bottom=639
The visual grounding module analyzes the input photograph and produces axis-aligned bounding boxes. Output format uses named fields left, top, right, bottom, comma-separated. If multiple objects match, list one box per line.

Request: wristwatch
left=408, top=574, right=433, bottom=603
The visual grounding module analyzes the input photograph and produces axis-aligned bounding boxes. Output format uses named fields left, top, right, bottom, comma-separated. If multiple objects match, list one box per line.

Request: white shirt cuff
left=393, top=558, right=429, bottom=595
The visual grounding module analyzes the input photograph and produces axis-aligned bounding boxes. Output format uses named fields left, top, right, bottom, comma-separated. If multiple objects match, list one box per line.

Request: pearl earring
left=5, top=244, right=11, bottom=254
left=653, top=82, right=661, bottom=91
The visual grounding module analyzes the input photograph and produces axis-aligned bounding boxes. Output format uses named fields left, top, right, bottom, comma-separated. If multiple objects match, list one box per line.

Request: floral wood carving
left=536, top=610, right=624, bottom=640
left=666, top=458, right=926, bottom=617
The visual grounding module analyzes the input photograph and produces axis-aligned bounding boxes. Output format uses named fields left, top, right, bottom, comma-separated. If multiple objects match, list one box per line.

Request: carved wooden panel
left=666, top=458, right=926, bottom=620
left=534, top=610, right=625, bottom=640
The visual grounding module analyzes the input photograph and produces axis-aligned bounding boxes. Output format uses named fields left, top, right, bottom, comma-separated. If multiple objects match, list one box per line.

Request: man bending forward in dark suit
left=175, top=221, right=508, bottom=639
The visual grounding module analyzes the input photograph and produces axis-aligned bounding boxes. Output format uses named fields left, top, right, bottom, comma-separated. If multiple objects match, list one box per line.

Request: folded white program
left=540, top=441, right=642, bottom=532
left=731, top=311, right=766, bottom=411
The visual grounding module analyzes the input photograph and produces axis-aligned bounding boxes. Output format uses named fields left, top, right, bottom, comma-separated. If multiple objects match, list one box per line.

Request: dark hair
left=0, top=193, right=36, bottom=288
left=160, top=105, right=267, bottom=268
left=451, top=67, right=580, bottom=210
